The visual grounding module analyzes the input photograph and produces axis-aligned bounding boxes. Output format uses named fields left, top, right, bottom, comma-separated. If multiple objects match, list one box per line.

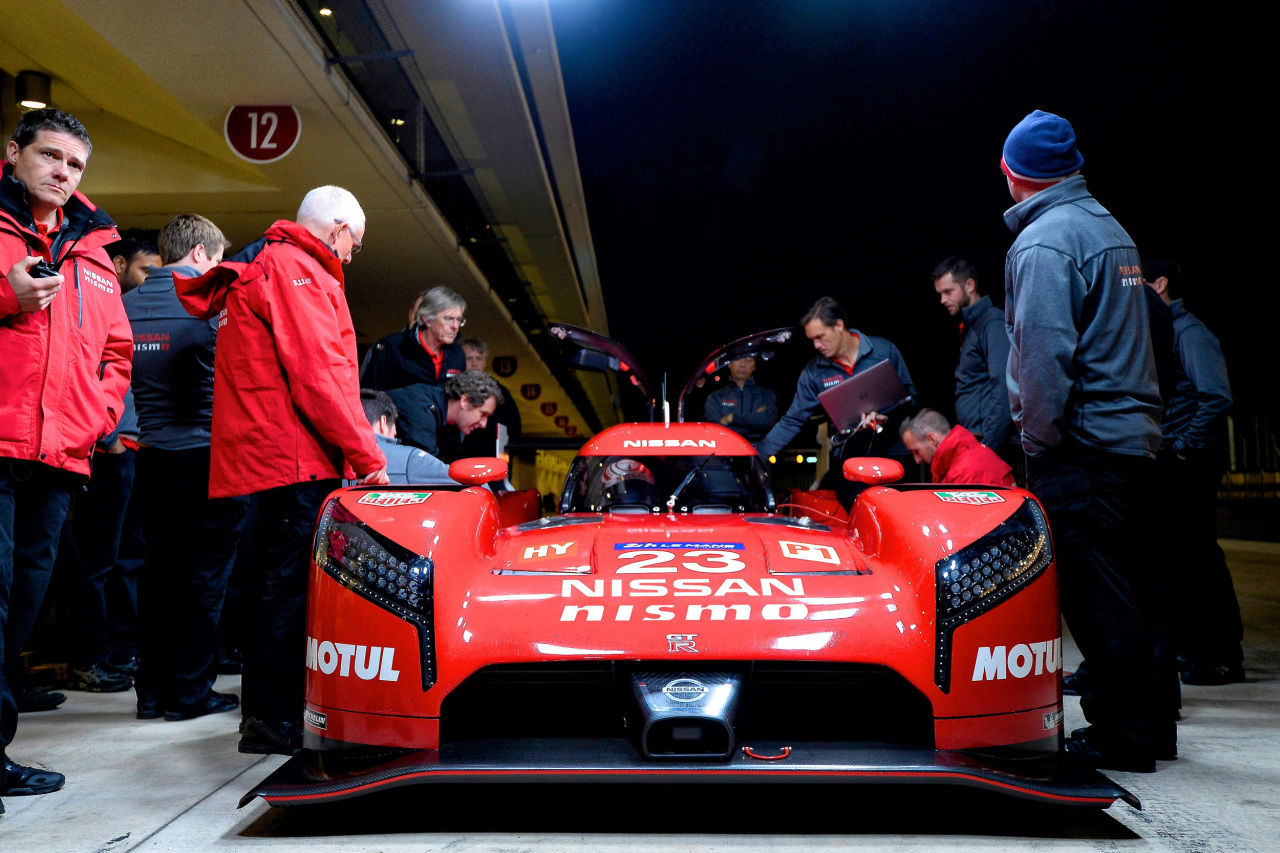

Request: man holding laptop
left=757, top=296, right=916, bottom=506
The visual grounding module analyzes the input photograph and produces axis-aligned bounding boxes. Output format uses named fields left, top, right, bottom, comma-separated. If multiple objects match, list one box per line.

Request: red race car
left=244, top=326, right=1136, bottom=810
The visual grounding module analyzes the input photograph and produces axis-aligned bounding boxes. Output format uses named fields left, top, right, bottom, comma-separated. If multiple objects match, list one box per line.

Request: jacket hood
left=930, top=425, right=980, bottom=481
left=1002, top=174, right=1090, bottom=235
left=0, top=163, right=118, bottom=255
left=174, top=220, right=342, bottom=320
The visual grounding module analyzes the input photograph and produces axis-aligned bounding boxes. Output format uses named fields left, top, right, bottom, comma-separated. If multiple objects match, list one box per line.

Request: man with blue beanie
left=1002, top=110, right=1172, bottom=772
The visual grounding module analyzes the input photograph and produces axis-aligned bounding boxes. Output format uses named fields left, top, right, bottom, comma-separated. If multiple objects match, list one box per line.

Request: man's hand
left=358, top=466, right=390, bottom=485
left=720, top=413, right=735, bottom=425
left=8, top=256, right=63, bottom=312
left=856, top=411, right=888, bottom=433
left=106, top=438, right=128, bottom=455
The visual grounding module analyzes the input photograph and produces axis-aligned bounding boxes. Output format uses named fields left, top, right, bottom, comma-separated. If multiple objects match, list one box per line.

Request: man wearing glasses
left=361, top=285, right=467, bottom=390
left=175, top=185, right=387, bottom=755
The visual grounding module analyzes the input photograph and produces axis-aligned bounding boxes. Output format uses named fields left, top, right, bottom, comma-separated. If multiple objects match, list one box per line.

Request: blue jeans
left=1, top=459, right=79, bottom=748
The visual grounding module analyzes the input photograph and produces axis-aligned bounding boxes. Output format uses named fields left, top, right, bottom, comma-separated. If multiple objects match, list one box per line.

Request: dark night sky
left=548, top=1, right=1266, bottom=432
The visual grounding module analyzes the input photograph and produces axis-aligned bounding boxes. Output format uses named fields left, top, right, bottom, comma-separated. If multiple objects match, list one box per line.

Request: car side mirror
left=449, top=457, right=508, bottom=486
left=842, top=457, right=904, bottom=485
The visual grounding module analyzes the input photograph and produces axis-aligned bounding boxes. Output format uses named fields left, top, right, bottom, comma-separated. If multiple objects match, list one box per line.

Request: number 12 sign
left=224, top=105, right=301, bottom=164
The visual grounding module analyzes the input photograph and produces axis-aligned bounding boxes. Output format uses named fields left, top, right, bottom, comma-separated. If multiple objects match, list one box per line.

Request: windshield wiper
left=666, top=456, right=713, bottom=511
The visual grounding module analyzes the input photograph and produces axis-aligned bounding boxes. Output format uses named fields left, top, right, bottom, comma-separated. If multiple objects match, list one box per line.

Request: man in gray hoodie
left=1002, top=110, right=1170, bottom=773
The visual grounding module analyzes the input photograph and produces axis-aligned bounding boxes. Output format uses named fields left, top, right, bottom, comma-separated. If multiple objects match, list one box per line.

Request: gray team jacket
left=1164, top=299, right=1232, bottom=454
left=1003, top=175, right=1161, bottom=459
left=954, top=295, right=1012, bottom=450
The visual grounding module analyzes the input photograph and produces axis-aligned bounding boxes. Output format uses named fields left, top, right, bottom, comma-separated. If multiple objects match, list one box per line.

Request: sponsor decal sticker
left=305, top=637, right=401, bottom=682
left=936, top=490, right=1005, bottom=505
left=971, top=638, right=1061, bottom=681
left=667, top=633, right=699, bottom=653
left=615, top=542, right=742, bottom=550
left=1043, top=707, right=1064, bottom=730
left=621, top=439, right=719, bottom=448
left=663, top=678, right=708, bottom=703
left=522, top=541, right=578, bottom=561
left=358, top=491, right=431, bottom=507
left=779, top=540, right=840, bottom=564
left=304, top=707, right=328, bottom=730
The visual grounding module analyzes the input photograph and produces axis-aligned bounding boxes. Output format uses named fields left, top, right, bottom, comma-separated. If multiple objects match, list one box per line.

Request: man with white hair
left=177, top=185, right=387, bottom=755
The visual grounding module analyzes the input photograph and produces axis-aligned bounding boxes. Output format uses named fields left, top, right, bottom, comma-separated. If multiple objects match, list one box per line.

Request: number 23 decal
left=616, top=550, right=745, bottom=574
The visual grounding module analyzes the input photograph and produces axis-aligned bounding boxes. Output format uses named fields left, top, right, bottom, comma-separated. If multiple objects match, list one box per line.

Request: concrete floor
left=3, top=539, right=1278, bottom=851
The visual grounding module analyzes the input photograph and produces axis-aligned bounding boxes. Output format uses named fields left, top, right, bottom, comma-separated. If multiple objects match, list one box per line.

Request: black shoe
left=238, top=717, right=302, bottom=755
left=1064, top=727, right=1156, bottom=773
left=66, top=663, right=133, bottom=693
left=16, top=686, right=67, bottom=713
left=1180, top=662, right=1246, bottom=686
left=1071, top=726, right=1176, bottom=762
left=2, top=758, right=66, bottom=795
left=165, top=691, right=239, bottom=721
left=105, top=652, right=141, bottom=678
left=136, top=690, right=165, bottom=720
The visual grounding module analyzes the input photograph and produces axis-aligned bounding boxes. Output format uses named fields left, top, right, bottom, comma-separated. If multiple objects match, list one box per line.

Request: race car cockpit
left=563, top=453, right=775, bottom=514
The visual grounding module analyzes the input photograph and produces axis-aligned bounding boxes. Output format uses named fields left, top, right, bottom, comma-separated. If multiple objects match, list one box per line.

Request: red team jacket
left=930, top=425, right=1015, bottom=487
left=0, top=179, right=131, bottom=476
left=175, top=220, right=383, bottom=498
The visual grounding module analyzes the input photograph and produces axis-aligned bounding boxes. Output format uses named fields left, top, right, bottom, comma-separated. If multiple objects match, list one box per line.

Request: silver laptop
left=817, top=360, right=910, bottom=432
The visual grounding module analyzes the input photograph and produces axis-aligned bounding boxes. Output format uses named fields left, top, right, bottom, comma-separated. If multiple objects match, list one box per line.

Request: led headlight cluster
left=933, top=499, right=1052, bottom=692
left=315, top=498, right=436, bottom=689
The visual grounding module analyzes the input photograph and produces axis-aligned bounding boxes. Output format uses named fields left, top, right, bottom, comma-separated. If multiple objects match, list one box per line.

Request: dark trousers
left=1160, top=448, right=1243, bottom=666
left=240, top=479, right=338, bottom=726
left=1028, top=446, right=1174, bottom=757
left=59, top=449, right=137, bottom=668
left=1, top=459, right=78, bottom=749
left=135, top=447, right=248, bottom=711
left=110, top=486, right=146, bottom=659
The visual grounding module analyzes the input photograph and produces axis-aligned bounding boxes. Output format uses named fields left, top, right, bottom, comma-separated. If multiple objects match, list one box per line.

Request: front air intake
left=630, top=672, right=742, bottom=759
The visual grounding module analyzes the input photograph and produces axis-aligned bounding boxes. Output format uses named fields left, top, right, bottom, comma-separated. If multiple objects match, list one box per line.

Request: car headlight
left=315, top=498, right=436, bottom=689
left=933, top=498, right=1052, bottom=692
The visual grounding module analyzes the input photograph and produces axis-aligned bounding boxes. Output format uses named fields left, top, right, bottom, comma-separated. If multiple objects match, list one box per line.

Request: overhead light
left=319, top=6, right=333, bottom=15
left=16, top=71, right=51, bottom=110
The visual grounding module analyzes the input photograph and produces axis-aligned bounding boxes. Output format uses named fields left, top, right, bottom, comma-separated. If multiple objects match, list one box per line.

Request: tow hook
left=742, top=745, right=792, bottom=761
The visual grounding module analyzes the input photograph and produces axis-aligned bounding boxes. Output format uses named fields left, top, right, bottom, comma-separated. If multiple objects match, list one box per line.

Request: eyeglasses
left=334, top=221, right=363, bottom=254
left=436, top=315, right=466, bottom=327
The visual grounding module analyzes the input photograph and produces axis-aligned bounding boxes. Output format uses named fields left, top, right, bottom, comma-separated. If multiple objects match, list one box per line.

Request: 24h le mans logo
left=357, top=492, right=432, bottom=507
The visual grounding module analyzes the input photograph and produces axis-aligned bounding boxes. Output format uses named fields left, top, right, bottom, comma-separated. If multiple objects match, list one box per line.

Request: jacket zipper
left=73, top=258, right=83, bottom=326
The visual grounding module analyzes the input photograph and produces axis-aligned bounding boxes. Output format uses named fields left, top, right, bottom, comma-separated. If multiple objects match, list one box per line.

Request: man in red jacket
left=1, top=109, right=131, bottom=807
left=899, top=409, right=1015, bottom=487
left=176, top=185, right=387, bottom=755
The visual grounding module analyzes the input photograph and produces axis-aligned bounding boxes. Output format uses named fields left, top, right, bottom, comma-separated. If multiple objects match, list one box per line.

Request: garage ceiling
left=0, top=0, right=617, bottom=438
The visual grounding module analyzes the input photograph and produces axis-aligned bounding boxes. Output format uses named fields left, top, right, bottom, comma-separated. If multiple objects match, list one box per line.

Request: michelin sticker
left=304, top=707, right=328, bottom=730
left=358, top=492, right=431, bottom=507
left=935, top=491, right=1005, bottom=506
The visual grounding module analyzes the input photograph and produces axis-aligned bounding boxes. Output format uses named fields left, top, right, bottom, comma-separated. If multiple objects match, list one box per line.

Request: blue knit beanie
left=1002, top=110, right=1084, bottom=179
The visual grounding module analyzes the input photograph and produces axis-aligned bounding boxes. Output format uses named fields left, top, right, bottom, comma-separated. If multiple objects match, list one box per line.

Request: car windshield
left=562, top=454, right=775, bottom=514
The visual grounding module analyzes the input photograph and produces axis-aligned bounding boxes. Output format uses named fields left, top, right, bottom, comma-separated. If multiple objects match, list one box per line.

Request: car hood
left=432, top=512, right=930, bottom=668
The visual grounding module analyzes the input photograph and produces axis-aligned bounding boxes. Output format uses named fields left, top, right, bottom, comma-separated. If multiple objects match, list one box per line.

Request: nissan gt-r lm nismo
left=243, top=327, right=1136, bottom=810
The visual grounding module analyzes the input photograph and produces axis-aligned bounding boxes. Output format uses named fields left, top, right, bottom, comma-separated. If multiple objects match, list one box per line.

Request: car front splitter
left=242, top=738, right=1138, bottom=810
